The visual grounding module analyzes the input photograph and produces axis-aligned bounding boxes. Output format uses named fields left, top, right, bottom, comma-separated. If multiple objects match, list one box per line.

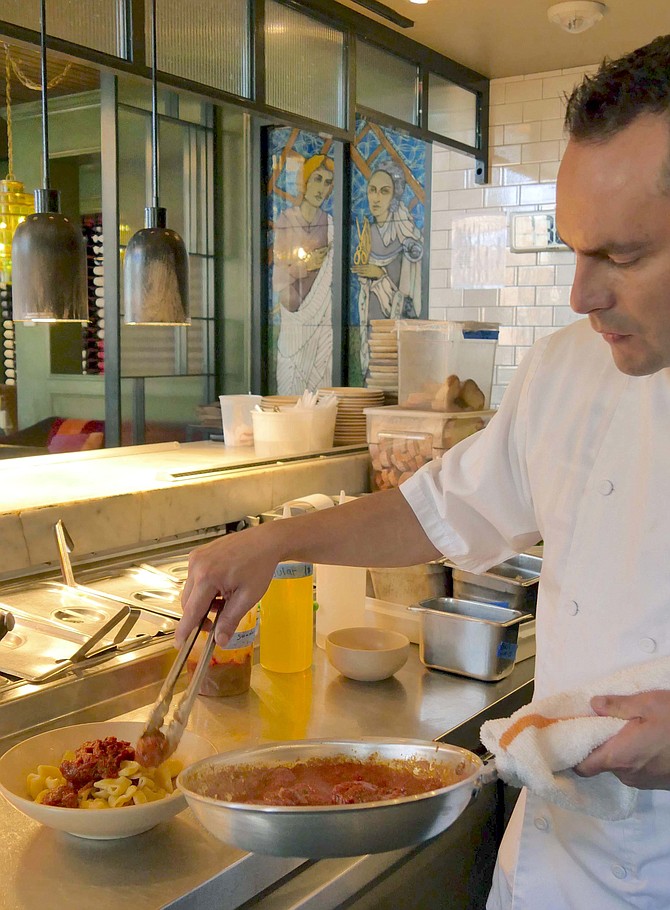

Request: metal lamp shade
left=11, top=205, right=88, bottom=322
left=124, top=218, right=190, bottom=326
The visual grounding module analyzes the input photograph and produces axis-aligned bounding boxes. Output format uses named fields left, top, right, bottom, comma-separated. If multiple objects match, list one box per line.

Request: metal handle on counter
left=54, top=519, right=76, bottom=587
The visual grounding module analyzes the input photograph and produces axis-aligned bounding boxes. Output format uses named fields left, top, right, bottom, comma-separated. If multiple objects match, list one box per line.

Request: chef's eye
left=609, top=256, right=639, bottom=267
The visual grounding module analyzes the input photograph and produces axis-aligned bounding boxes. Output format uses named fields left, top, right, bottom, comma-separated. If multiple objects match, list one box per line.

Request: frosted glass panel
left=428, top=74, right=478, bottom=146
left=356, top=41, right=418, bottom=125
left=0, top=0, right=126, bottom=57
left=151, top=0, right=250, bottom=98
left=265, top=1, right=345, bottom=128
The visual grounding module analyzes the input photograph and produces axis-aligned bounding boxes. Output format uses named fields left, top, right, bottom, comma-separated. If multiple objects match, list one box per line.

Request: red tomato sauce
left=194, top=755, right=469, bottom=807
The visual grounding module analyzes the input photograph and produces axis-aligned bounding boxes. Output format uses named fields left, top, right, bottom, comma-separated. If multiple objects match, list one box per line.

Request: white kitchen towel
left=480, top=655, right=670, bottom=820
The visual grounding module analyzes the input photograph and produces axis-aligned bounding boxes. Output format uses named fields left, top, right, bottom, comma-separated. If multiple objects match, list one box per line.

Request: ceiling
left=338, top=0, right=670, bottom=78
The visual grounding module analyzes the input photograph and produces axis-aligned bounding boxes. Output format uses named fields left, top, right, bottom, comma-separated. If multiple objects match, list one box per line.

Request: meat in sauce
left=135, top=730, right=170, bottom=768
left=59, top=736, right=135, bottom=789
left=40, top=783, right=79, bottom=808
left=192, top=755, right=469, bottom=807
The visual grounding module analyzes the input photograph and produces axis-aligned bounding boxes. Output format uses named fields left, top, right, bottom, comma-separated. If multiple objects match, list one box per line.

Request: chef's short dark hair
left=565, top=35, right=670, bottom=141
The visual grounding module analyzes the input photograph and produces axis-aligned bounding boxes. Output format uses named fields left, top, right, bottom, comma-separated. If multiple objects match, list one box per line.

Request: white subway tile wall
left=429, top=64, right=596, bottom=406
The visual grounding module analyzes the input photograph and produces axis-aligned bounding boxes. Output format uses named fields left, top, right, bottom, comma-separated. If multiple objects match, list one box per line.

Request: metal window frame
left=0, top=0, right=489, bottom=168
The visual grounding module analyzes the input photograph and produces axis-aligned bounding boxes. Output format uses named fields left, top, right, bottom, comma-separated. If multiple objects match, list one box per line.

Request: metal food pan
left=0, top=583, right=175, bottom=639
left=451, top=554, right=541, bottom=613
left=178, top=738, right=493, bottom=858
left=0, top=611, right=91, bottom=681
left=408, top=597, right=533, bottom=682
left=81, top=568, right=183, bottom=618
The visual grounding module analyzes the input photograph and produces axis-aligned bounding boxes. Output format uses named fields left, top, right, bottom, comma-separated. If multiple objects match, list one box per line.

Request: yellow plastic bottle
left=260, top=562, right=314, bottom=673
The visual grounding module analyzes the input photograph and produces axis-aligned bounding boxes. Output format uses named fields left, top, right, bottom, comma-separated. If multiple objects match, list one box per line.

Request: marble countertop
left=0, top=441, right=367, bottom=513
left=0, top=442, right=371, bottom=578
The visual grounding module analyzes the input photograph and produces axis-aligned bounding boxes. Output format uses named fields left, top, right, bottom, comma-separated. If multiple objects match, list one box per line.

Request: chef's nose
left=570, top=254, right=613, bottom=315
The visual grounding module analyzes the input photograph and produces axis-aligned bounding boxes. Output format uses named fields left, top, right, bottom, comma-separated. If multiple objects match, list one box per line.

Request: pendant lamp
left=10, top=0, right=88, bottom=322
left=123, top=0, right=189, bottom=325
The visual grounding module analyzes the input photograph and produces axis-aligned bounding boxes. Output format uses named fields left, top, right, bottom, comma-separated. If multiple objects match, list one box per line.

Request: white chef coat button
left=598, top=479, right=614, bottom=495
left=638, top=637, right=657, bottom=653
left=534, top=816, right=549, bottom=831
left=611, top=864, right=627, bottom=880
left=567, top=600, right=579, bottom=616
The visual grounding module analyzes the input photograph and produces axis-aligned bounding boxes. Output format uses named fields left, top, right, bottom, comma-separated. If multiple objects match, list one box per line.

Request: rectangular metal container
left=451, top=553, right=541, bottom=614
left=408, top=596, right=533, bottom=682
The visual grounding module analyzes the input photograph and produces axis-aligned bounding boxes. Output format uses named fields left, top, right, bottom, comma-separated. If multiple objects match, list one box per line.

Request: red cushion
left=47, top=418, right=105, bottom=453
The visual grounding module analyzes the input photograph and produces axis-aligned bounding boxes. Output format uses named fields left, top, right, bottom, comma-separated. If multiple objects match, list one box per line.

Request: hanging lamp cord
left=4, top=46, right=14, bottom=181
left=3, top=43, right=72, bottom=93
left=150, top=0, right=159, bottom=208
left=2, top=33, right=72, bottom=185
left=39, top=0, right=49, bottom=190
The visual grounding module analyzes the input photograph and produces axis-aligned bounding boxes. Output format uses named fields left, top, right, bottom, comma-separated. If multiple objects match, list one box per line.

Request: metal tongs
left=139, top=599, right=223, bottom=760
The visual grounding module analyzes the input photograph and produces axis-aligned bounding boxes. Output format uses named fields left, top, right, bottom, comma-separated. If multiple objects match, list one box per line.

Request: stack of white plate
left=319, top=387, right=385, bottom=445
left=366, top=320, right=398, bottom=396
left=260, top=395, right=299, bottom=411
left=195, top=401, right=222, bottom=427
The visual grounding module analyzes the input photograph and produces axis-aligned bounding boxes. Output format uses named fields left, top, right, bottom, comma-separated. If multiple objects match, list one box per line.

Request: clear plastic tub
left=398, top=320, right=499, bottom=411
left=365, top=405, right=495, bottom=490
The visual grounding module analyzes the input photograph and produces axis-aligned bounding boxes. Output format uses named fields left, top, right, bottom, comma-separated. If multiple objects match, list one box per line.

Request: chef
left=178, top=35, right=670, bottom=910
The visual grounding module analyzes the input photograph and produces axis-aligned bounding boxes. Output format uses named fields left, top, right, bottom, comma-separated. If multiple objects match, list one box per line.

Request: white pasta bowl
left=326, top=627, right=410, bottom=681
left=0, top=721, right=215, bottom=840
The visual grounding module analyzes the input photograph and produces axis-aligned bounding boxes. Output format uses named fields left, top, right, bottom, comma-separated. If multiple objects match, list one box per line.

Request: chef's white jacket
left=400, top=317, right=670, bottom=909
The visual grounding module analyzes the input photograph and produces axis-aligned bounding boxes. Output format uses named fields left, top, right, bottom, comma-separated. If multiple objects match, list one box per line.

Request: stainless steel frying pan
left=178, top=737, right=496, bottom=858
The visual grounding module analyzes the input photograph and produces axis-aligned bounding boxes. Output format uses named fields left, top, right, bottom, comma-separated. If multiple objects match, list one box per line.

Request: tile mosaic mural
left=349, top=114, right=427, bottom=387
left=265, top=127, right=336, bottom=396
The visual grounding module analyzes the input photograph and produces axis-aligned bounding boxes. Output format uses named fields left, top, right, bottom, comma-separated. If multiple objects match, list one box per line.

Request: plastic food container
left=219, top=394, right=261, bottom=447
left=397, top=320, right=499, bottom=412
left=251, top=408, right=336, bottom=458
left=367, top=562, right=447, bottom=606
left=364, top=596, right=421, bottom=644
left=408, top=596, right=533, bottom=681
left=451, top=554, right=541, bottom=614
left=365, top=406, right=495, bottom=490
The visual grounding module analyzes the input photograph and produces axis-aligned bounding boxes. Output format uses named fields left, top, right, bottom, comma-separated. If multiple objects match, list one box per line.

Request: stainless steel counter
left=0, top=643, right=533, bottom=910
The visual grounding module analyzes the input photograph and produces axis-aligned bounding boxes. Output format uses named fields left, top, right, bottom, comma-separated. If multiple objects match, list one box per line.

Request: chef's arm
left=178, top=488, right=441, bottom=647
left=574, top=690, right=670, bottom=790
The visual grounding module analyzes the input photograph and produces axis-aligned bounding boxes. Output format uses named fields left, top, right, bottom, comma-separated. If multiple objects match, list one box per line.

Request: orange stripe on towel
left=499, top=713, right=566, bottom=750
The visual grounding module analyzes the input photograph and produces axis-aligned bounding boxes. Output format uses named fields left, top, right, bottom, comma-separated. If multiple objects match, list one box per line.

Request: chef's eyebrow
left=559, top=238, right=649, bottom=256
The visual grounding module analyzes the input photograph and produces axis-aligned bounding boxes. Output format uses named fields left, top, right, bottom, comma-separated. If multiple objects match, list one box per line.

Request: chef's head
left=556, top=35, right=670, bottom=377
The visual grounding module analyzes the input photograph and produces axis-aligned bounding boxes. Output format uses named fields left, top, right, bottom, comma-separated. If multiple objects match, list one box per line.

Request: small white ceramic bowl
left=326, top=627, right=410, bottom=681
left=0, top=721, right=215, bottom=840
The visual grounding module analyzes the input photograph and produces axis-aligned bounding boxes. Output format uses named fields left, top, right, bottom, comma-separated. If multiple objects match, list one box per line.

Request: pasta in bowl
left=0, top=721, right=215, bottom=839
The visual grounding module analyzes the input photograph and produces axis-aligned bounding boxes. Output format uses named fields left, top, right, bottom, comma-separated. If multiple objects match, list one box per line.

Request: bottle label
left=223, top=616, right=259, bottom=650
left=273, top=562, right=313, bottom=580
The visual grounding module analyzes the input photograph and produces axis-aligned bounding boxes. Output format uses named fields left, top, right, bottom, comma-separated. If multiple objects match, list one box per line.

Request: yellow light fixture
left=0, top=179, right=33, bottom=284
left=0, top=47, right=34, bottom=284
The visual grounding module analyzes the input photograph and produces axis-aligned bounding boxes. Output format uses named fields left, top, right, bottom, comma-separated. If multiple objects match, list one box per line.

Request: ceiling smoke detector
left=547, top=1, right=607, bottom=34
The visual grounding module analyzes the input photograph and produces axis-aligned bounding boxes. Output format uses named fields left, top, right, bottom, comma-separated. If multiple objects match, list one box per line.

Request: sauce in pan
left=192, top=755, right=470, bottom=807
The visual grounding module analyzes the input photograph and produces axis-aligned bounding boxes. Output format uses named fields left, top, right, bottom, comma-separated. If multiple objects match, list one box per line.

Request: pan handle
left=472, top=746, right=498, bottom=785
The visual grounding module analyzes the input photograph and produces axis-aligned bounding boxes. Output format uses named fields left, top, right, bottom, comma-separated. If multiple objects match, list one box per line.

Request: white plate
left=0, top=721, right=215, bottom=840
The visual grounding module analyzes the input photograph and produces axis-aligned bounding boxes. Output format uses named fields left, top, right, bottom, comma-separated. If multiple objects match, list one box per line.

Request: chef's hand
left=177, top=522, right=283, bottom=648
left=574, top=690, right=670, bottom=789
